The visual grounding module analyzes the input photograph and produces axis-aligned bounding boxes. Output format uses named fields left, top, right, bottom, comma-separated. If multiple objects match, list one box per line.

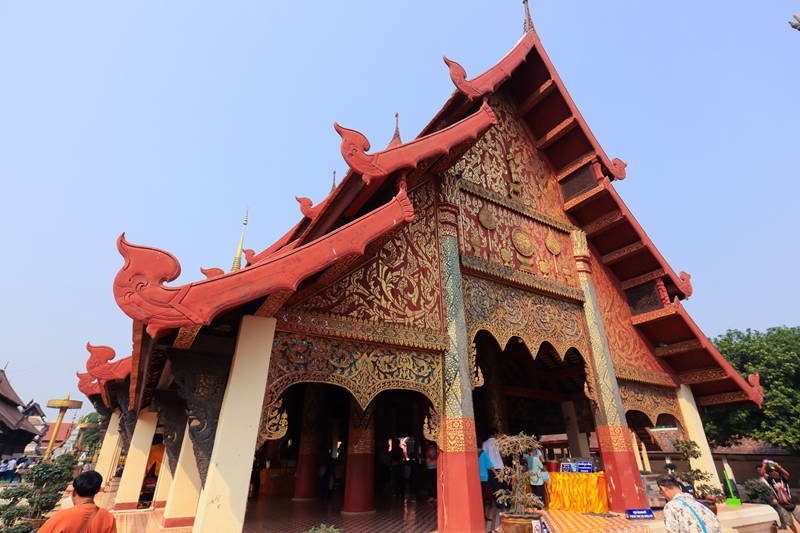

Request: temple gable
left=451, top=93, right=568, bottom=224
left=589, top=252, right=676, bottom=386
left=283, top=181, right=444, bottom=333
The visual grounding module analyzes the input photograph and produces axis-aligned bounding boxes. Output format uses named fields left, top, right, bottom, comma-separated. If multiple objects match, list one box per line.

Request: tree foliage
left=80, top=412, right=101, bottom=451
left=702, top=326, right=800, bottom=453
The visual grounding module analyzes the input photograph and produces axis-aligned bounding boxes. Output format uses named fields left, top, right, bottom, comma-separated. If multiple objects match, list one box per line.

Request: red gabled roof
left=41, top=422, right=76, bottom=445
left=424, top=23, right=759, bottom=406
left=114, top=103, right=496, bottom=339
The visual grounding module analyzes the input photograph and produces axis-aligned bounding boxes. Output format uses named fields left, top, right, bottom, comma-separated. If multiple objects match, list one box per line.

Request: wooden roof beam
left=601, top=241, right=646, bottom=265
left=584, top=210, right=626, bottom=238
left=654, top=339, right=703, bottom=358
left=563, top=183, right=605, bottom=212
left=536, top=116, right=578, bottom=150
left=620, top=269, right=666, bottom=290
left=696, top=391, right=749, bottom=407
left=555, top=152, right=597, bottom=182
left=631, top=304, right=678, bottom=326
left=518, top=79, right=556, bottom=116
left=680, top=368, right=730, bottom=385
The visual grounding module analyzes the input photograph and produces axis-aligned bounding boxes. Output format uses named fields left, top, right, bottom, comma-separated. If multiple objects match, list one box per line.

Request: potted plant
left=493, top=432, right=544, bottom=533
left=304, top=525, right=340, bottom=533
left=666, top=439, right=724, bottom=513
left=0, top=454, right=77, bottom=532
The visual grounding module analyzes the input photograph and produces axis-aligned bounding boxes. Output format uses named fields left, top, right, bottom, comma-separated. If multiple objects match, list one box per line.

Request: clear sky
left=1, top=1, right=798, bottom=418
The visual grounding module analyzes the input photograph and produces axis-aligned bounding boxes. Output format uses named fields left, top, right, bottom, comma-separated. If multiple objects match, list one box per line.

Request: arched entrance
left=472, top=329, right=596, bottom=461
left=245, top=381, right=439, bottom=531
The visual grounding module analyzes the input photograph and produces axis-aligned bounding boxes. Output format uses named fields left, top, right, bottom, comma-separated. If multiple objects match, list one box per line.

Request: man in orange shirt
left=39, top=471, right=117, bottom=533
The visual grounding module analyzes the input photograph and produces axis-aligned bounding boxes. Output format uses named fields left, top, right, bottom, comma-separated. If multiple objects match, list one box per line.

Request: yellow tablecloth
left=546, top=472, right=609, bottom=514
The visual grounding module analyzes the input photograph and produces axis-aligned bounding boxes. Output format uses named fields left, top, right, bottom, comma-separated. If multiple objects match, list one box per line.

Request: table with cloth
left=545, top=471, right=609, bottom=514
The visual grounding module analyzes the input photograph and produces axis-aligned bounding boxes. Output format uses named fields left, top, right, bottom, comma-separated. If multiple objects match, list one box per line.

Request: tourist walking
left=38, top=471, right=116, bottom=533
left=657, top=475, right=721, bottom=533
left=424, top=441, right=437, bottom=502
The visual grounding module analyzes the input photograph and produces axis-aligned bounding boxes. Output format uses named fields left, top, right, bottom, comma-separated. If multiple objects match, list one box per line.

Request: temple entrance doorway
left=472, top=330, right=597, bottom=464
left=244, top=384, right=439, bottom=531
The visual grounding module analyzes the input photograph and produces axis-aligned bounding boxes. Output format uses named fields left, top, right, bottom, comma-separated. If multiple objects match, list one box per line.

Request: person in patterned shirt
left=657, top=475, right=722, bottom=533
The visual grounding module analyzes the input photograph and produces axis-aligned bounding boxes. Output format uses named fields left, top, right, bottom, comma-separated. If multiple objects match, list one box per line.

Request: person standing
left=761, top=460, right=800, bottom=532
left=527, top=448, right=549, bottom=507
left=38, top=471, right=117, bottom=533
left=5, top=457, right=16, bottom=483
left=657, top=475, right=721, bottom=533
left=424, top=441, right=437, bottom=503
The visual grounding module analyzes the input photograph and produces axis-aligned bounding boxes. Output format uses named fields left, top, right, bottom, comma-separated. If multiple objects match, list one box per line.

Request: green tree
left=702, top=326, right=800, bottom=453
left=80, top=412, right=101, bottom=451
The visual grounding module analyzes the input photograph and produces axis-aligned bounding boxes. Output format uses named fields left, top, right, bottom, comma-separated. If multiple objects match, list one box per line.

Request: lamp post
left=44, top=394, right=83, bottom=461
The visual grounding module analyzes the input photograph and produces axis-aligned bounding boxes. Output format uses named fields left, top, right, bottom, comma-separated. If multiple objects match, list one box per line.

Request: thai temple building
left=77, top=5, right=765, bottom=532
left=0, top=370, right=39, bottom=457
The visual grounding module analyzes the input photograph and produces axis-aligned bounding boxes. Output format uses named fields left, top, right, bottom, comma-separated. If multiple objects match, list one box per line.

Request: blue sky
left=1, top=1, right=798, bottom=416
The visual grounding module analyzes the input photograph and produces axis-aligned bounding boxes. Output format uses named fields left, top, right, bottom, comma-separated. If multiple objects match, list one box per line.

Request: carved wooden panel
left=618, top=380, right=683, bottom=431
left=153, top=391, right=187, bottom=475
left=289, top=182, right=443, bottom=331
left=459, top=190, right=578, bottom=289
left=170, top=353, right=230, bottom=485
left=462, top=275, right=588, bottom=359
left=257, top=332, right=443, bottom=449
left=449, top=93, right=569, bottom=224
left=590, top=253, right=675, bottom=384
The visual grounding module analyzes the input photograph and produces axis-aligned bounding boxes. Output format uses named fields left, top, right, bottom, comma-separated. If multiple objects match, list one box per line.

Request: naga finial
left=523, top=0, right=534, bottom=33
left=231, top=210, right=248, bottom=271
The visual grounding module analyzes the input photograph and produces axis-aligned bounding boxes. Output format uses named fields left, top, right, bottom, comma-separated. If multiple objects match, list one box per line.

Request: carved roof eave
left=430, top=29, right=692, bottom=301
left=600, top=182, right=693, bottom=298
left=113, top=183, right=415, bottom=339
left=244, top=101, right=495, bottom=266
left=672, top=299, right=763, bottom=407
left=638, top=299, right=763, bottom=408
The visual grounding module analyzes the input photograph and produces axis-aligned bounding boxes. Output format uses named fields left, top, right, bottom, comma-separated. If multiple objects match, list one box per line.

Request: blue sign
left=560, top=463, right=573, bottom=472
left=541, top=519, right=550, bottom=533
left=576, top=461, right=594, bottom=473
left=626, top=509, right=655, bottom=520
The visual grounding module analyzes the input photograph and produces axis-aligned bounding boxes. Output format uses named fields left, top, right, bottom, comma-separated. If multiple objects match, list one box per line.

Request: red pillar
left=597, top=425, right=649, bottom=512
left=293, top=386, right=322, bottom=501
left=437, top=418, right=485, bottom=532
left=342, top=400, right=375, bottom=514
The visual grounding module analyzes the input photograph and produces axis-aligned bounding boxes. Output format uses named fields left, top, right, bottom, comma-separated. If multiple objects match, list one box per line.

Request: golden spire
left=231, top=210, right=248, bottom=271
left=523, top=0, right=534, bottom=33
left=331, top=170, right=337, bottom=193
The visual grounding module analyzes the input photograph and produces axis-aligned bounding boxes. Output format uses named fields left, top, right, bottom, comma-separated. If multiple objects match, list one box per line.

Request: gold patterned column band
left=441, top=417, right=478, bottom=452
left=438, top=203, right=459, bottom=238
left=596, top=425, right=634, bottom=453
left=571, top=230, right=625, bottom=428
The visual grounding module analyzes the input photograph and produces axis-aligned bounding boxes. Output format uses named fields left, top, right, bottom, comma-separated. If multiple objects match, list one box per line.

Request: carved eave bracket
left=335, top=100, right=496, bottom=186
left=85, top=343, right=132, bottom=383
left=114, top=182, right=415, bottom=338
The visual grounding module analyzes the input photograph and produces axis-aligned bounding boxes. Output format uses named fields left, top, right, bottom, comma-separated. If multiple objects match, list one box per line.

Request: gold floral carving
left=696, top=391, right=749, bottom=407
left=448, top=93, right=569, bottom=224
left=597, top=425, right=633, bottom=453
left=616, top=366, right=677, bottom=387
left=441, top=417, right=478, bottom=452
left=257, top=397, right=288, bottom=447
left=258, top=332, right=443, bottom=440
left=462, top=275, right=589, bottom=360
left=276, top=310, right=447, bottom=351
left=423, top=407, right=441, bottom=445
left=469, top=341, right=484, bottom=389
left=589, top=253, right=674, bottom=377
left=460, top=191, right=579, bottom=289
left=512, top=228, right=534, bottom=257
left=291, top=182, right=443, bottom=331
left=478, top=205, right=497, bottom=230
left=618, top=380, right=684, bottom=431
